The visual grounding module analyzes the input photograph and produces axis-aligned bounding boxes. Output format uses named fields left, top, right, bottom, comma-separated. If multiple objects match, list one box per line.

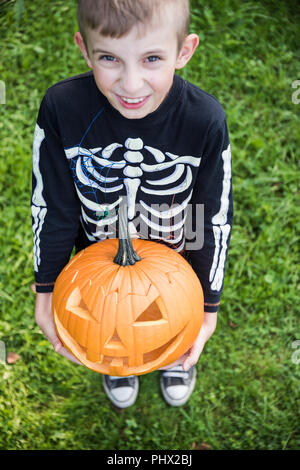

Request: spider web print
left=74, top=108, right=110, bottom=199
left=69, top=107, right=122, bottom=238
left=68, top=157, right=121, bottom=236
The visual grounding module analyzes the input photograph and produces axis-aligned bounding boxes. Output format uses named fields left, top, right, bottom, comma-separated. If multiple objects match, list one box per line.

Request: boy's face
left=75, top=13, right=198, bottom=119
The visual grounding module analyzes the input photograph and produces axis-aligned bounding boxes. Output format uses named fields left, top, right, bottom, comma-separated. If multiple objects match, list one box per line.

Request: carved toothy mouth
left=53, top=310, right=188, bottom=376
left=102, top=324, right=187, bottom=366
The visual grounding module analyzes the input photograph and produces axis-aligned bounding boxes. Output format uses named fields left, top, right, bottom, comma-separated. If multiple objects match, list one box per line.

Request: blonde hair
left=77, top=0, right=190, bottom=55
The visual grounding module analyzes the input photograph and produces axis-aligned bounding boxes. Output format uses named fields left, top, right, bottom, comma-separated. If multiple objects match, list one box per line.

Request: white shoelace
left=162, top=366, right=191, bottom=379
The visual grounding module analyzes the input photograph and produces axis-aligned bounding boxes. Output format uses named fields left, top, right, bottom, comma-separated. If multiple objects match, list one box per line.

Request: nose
left=120, top=64, right=144, bottom=96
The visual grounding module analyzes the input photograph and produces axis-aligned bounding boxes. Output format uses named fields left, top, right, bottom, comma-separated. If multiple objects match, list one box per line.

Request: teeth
left=121, top=97, right=145, bottom=104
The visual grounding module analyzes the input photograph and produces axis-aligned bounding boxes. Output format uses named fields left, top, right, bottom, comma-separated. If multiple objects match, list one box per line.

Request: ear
left=175, top=34, right=199, bottom=70
left=74, top=32, right=93, bottom=69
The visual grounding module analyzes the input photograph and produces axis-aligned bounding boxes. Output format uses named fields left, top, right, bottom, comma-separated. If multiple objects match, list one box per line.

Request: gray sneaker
left=102, top=374, right=139, bottom=409
left=160, top=365, right=197, bottom=406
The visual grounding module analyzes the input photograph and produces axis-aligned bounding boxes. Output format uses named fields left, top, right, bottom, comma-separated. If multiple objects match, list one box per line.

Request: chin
left=121, top=111, right=148, bottom=119
left=114, top=105, right=149, bottom=119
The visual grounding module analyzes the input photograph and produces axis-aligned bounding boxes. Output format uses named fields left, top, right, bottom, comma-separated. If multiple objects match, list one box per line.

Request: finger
left=60, top=348, right=83, bottom=366
left=54, top=343, right=83, bottom=366
left=183, top=341, right=205, bottom=371
left=51, top=336, right=63, bottom=352
left=41, top=323, right=62, bottom=350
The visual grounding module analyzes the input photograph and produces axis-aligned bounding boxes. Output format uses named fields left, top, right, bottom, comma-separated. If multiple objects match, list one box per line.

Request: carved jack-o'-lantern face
left=52, top=237, right=204, bottom=376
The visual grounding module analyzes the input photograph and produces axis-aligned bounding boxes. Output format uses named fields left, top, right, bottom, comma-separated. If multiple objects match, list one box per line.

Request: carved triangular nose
left=106, top=329, right=124, bottom=346
left=104, top=329, right=128, bottom=355
left=110, top=330, right=122, bottom=343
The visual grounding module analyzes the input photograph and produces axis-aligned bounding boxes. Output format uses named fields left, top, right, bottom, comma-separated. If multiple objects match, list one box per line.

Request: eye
left=146, top=56, right=161, bottom=63
left=99, top=55, right=117, bottom=62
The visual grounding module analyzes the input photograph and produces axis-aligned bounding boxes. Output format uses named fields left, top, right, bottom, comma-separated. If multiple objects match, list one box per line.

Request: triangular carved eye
left=134, top=300, right=163, bottom=323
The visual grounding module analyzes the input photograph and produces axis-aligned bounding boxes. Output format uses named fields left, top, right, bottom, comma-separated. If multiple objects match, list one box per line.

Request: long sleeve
left=31, top=92, right=81, bottom=293
left=186, top=117, right=233, bottom=313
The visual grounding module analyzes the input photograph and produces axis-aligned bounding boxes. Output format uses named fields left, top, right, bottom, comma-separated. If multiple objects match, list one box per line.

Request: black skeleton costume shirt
left=31, top=72, right=233, bottom=313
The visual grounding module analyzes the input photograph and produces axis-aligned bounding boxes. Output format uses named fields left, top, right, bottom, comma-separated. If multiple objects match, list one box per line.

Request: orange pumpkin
left=52, top=203, right=204, bottom=376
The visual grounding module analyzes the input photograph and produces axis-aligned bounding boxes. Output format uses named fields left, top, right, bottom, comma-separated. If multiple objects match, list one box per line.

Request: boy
left=32, top=0, right=233, bottom=409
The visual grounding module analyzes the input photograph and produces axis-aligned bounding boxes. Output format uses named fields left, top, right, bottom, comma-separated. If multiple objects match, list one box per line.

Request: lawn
left=0, top=0, right=299, bottom=450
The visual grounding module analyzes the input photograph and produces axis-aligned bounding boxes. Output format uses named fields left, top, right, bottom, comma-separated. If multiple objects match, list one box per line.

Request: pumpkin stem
left=114, top=200, right=141, bottom=266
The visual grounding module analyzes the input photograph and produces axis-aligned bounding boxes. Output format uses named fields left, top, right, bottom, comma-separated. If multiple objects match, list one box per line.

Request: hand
left=182, top=311, right=217, bottom=371
left=159, top=312, right=218, bottom=372
left=33, top=288, right=83, bottom=366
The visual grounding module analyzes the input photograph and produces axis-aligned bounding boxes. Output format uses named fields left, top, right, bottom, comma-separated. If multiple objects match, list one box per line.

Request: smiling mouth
left=116, top=94, right=150, bottom=109
left=121, top=96, right=147, bottom=103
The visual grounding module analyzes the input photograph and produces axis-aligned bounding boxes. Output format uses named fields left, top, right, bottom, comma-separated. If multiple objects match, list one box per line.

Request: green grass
left=0, top=0, right=299, bottom=450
